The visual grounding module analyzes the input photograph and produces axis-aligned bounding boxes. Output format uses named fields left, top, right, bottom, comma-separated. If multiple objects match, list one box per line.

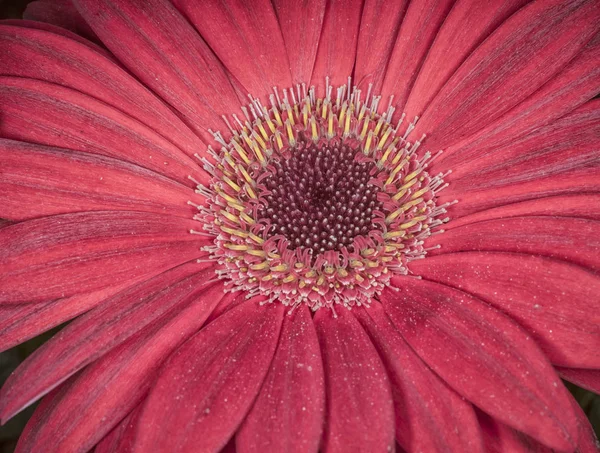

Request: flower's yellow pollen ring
left=193, top=78, right=451, bottom=310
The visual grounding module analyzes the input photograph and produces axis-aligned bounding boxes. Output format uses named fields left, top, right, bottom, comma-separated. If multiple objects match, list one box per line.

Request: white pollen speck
left=204, top=408, right=211, bottom=414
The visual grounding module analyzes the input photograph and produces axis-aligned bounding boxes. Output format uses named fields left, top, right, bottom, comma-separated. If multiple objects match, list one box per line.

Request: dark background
left=0, top=0, right=598, bottom=451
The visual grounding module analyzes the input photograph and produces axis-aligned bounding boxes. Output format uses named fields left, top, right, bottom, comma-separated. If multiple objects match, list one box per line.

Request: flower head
left=0, top=0, right=599, bottom=452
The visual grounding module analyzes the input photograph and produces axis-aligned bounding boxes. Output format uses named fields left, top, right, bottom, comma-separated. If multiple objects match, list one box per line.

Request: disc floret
left=192, top=79, right=453, bottom=310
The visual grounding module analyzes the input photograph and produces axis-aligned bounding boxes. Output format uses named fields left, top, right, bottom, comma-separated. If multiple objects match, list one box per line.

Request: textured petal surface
left=173, top=0, right=292, bottom=100
left=558, top=368, right=600, bottom=394
left=380, top=0, right=455, bottom=114
left=133, top=301, right=284, bottom=453
left=0, top=23, right=207, bottom=157
left=0, top=139, right=198, bottom=221
left=0, top=211, right=203, bottom=303
left=403, top=0, right=528, bottom=120
left=273, top=0, right=326, bottom=85
left=237, top=305, right=324, bottom=453
left=477, top=410, right=531, bottom=453
left=413, top=0, right=600, bottom=150
left=410, top=252, right=600, bottom=368
left=428, top=216, right=600, bottom=271
left=314, top=309, right=395, bottom=453
left=353, top=0, right=408, bottom=93
left=0, top=283, right=131, bottom=353
left=382, top=278, right=578, bottom=451
left=94, top=404, right=140, bottom=453
left=11, top=283, right=224, bottom=453
left=310, top=0, right=363, bottom=92
left=440, top=100, right=600, bottom=217
left=74, top=0, right=240, bottom=139
left=23, top=0, right=98, bottom=41
left=0, top=77, right=207, bottom=186
left=0, top=264, right=215, bottom=422
left=445, top=194, right=600, bottom=230
left=435, top=33, right=600, bottom=171
left=355, top=303, right=484, bottom=453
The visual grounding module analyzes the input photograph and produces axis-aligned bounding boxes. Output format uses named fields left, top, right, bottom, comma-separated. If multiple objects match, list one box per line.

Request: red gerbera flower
left=0, top=0, right=599, bottom=452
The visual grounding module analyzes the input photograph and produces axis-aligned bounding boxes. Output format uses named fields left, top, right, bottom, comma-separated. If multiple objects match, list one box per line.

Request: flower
left=0, top=0, right=599, bottom=451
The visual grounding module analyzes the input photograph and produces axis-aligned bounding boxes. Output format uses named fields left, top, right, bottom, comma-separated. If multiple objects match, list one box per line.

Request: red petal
left=314, top=308, right=395, bottom=453
left=410, top=252, right=600, bottom=368
left=0, top=77, right=208, bottom=186
left=380, top=0, right=454, bottom=114
left=73, top=0, right=240, bottom=139
left=0, top=23, right=207, bottom=158
left=173, top=0, right=292, bottom=100
left=435, top=32, right=600, bottom=171
left=0, top=282, right=132, bottom=352
left=428, top=216, right=600, bottom=271
left=353, top=0, right=408, bottom=93
left=444, top=99, right=600, bottom=188
left=23, top=0, right=99, bottom=41
left=132, top=301, right=284, bottom=453
left=0, top=139, right=199, bottom=221
left=413, top=0, right=600, bottom=150
left=1, top=19, right=110, bottom=56
left=558, top=368, right=600, bottom=395
left=0, top=264, right=216, bottom=421
left=94, top=404, right=140, bottom=453
left=11, top=283, right=225, bottom=452
left=439, top=99, right=600, bottom=217
left=0, top=211, right=204, bottom=303
left=478, top=410, right=531, bottom=453
left=354, top=303, right=484, bottom=453
left=382, top=278, right=578, bottom=451
left=237, top=305, right=324, bottom=453
left=403, top=0, right=528, bottom=120
left=310, top=0, right=363, bottom=93
left=272, top=0, right=326, bottom=85
left=446, top=194, right=600, bottom=230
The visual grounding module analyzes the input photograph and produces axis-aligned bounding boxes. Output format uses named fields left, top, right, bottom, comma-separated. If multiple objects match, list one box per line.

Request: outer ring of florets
left=190, top=79, right=454, bottom=310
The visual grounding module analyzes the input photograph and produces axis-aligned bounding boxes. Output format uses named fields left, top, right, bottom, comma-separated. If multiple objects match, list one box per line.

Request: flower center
left=259, top=141, right=382, bottom=255
left=191, top=80, right=453, bottom=310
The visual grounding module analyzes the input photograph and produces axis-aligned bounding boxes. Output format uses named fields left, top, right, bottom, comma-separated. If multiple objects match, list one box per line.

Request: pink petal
left=0, top=264, right=216, bottom=422
left=0, top=211, right=204, bottom=303
left=94, top=404, right=140, bottom=453
left=0, top=282, right=132, bottom=352
left=478, top=410, right=531, bottom=453
left=354, top=303, right=484, bottom=453
left=11, top=283, right=225, bottom=452
left=558, top=368, right=600, bottom=395
left=173, top=0, right=292, bottom=100
left=1, top=18, right=110, bottom=57
left=403, top=0, right=528, bottom=120
left=23, top=0, right=99, bottom=41
left=413, top=0, right=600, bottom=150
left=310, top=0, right=363, bottom=93
left=0, top=23, right=207, bottom=158
left=0, top=77, right=208, bottom=186
left=0, top=139, right=199, bottom=221
left=73, top=0, right=240, bottom=139
left=427, top=216, right=600, bottom=271
left=272, top=0, right=326, bottom=85
left=353, top=0, right=408, bottom=93
left=445, top=194, right=600, bottom=230
left=237, top=305, right=324, bottom=453
left=132, top=301, right=284, bottom=453
left=439, top=99, right=600, bottom=217
left=570, top=395, right=600, bottom=453
left=382, top=278, right=578, bottom=451
left=314, top=308, right=395, bottom=453
left=380, top=0, right=454, bottom=114
left=445, top=99, right=600, bottom=188
left=410, top=252, right=600, bottom=368
left=434, top=32, right=600, bottom=171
